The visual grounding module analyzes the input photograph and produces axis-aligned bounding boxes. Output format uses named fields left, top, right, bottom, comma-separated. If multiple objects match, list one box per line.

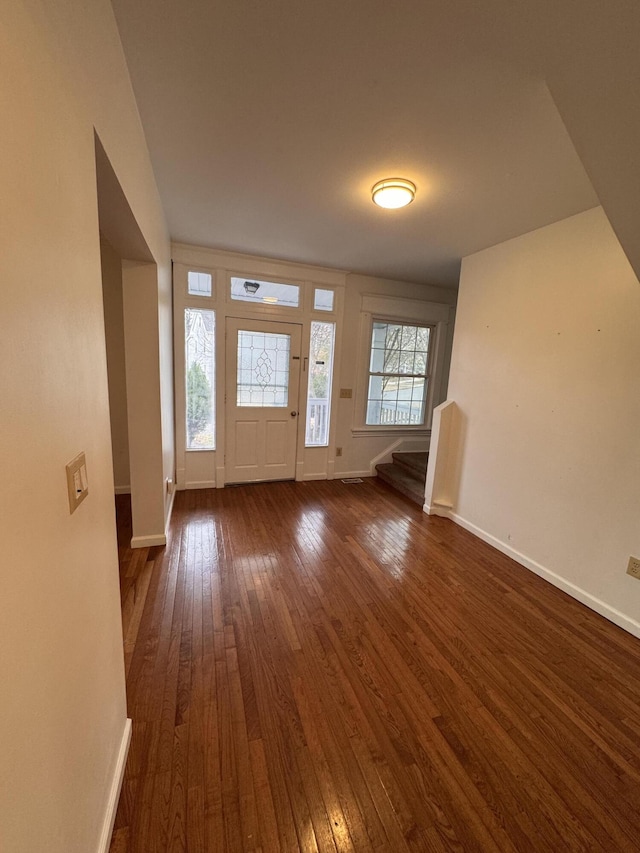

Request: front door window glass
left=237, top=330, right=290, bottom=407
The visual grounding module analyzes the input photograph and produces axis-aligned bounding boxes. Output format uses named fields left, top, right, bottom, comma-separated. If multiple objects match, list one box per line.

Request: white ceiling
left=111, top=0, right=602, bottom=288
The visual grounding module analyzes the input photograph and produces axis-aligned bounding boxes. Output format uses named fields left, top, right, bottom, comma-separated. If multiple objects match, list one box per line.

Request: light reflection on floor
left=362, top=516, right=412, bottom=578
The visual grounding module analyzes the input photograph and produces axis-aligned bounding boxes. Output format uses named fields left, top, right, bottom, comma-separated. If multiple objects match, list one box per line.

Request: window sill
left=351, top=427, right=431, bottom=439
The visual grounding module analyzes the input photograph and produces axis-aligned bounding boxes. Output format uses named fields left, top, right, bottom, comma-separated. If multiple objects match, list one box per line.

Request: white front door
left=225, top=317, right=302, bottom=483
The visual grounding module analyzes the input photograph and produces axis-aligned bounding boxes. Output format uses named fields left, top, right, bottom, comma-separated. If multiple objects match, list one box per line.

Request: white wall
left=459, top=0, right=640, bottom=286
left=0, top=2, right=171, bottom=851
left=123, top=261, right=168, bottom=541
left=100, top=236, right=131, bottom=491
left=446, top=206, right=640, bottom=633
left=334, top=273, right=457, bottom=477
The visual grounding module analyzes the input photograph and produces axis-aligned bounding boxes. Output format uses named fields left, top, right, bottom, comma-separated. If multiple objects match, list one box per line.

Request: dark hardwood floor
left=110, top=480, right=640, bottom=852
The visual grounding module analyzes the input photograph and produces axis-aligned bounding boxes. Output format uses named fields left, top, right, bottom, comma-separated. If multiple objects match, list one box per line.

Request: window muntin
left=185, top=308, right=215, bottom=449
left=313, top=288, right=334, bottom=312
left=305, top=321, right=335, bottom=446
left=366, top=320, right=431, bottom=426
left=187, top=270, right=212, bottom=297
left=230, top=276, right=300, bottom=308
left=236, top=330, right=290, bottom=407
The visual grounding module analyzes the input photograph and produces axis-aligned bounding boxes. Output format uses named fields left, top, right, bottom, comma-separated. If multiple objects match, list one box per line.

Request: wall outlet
left=336, top=447, right=343, bottom=457
left=626, top=556, right=640, bottom=580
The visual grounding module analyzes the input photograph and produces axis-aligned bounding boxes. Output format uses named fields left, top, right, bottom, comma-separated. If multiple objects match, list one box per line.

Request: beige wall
left=0, top=2, right=171, bottom=851
left=446, top=206, right=640, bottom=634
left=334, top=273, right=457, bottom=477
left=100, top=236, right=131, bottom=490
left=123, top=261, right=167, bottom=540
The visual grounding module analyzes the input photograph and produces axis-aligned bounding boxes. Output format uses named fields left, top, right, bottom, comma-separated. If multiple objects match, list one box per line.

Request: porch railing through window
left=378, top=400, right=423, bottom=425
left=306, top=397, right=330, bottom=446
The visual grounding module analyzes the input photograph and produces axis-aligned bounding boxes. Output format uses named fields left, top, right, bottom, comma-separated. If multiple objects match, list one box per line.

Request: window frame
left=352, top=295, right=452, bottom=439
left=184, top=267, right=216, bottom=302
left=312, top=287, right=336, bottom=313
left=227, top=271, right=304, bottom=313
left=186, top=269, right=214, bottom=299
left=184, top=306, right=216, bottom=451
left=305, top=320, right=336, bottom=447
left=364, top=316, right=434, bottom=429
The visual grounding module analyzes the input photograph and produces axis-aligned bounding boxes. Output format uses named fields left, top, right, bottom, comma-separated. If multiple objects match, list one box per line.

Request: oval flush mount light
left=372, top=177, right=416, bottom=209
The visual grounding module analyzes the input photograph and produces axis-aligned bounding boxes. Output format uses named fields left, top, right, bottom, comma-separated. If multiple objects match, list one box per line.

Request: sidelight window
left=305, top=321, right=335, bottom=446
left=185, top=308, right=215, bottom=449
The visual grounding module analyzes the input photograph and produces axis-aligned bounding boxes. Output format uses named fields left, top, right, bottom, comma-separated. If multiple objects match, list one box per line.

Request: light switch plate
left=339, top=388, right=353, bottom=399
left=66, top=452, right=89, bottom=514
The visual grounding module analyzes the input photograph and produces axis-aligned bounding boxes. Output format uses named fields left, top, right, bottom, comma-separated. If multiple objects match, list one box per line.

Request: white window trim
left=185, top=267, right=216, bottom=301
left=352, top=294, right=451, bottom=437
left=365, top=316, right=434, bottom=429
left=184, top=307, right=216, bottom=450
left=312, top=286, right=337, bottom=314
left=305, top=319, right=336, bottom=447
left=174, top=266, right=219, bottom=480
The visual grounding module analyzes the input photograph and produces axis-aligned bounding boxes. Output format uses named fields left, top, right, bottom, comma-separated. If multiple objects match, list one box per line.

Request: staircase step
left=375, top=463, right=425, bottom=506
left=391, top=451, right=429, bottom=479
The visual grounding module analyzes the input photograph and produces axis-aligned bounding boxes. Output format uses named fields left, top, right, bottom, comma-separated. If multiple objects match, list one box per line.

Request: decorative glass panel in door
left=236, top=331, right=290, bottom=407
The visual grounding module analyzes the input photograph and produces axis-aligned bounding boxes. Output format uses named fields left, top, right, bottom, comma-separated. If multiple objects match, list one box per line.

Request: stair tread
left=391, top=451, right=429, bottom=478
left=375, top=463, right=425, bottom=506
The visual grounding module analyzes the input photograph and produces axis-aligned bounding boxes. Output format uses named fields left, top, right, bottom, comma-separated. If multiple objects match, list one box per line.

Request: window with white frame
left=366, top=320, right=431, bottom=426
left=185, top=308, right=215, bottom=449
left=305, top=321, right=335, bottom=446
left=187, top=270, right=213, bottom=297
left=313, top=288, right=334, bottom=312
left=230, top=276, right=300, bottom=308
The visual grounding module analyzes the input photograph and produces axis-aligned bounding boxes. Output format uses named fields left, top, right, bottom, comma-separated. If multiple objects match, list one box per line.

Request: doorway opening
left=95, top=133, right=167, bottom=548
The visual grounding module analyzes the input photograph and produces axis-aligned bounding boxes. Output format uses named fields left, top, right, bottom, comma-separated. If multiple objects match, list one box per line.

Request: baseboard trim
left=114, top=485, right=131, bottom=495
left=131, top=533, right=166, bottom=549
left=96, top=718, right=131, bottom=853
left=448, top=511, right=640, bottom=641
left=165, top=485, right=176, bottom=535
left=302, top=473, right=329, bottom=481
left=423, top=501, right=451, bottom=517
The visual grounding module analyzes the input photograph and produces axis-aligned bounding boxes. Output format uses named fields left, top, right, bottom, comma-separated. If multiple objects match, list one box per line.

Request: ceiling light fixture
left=244, top=280, right=260, bottom=294
left=371, top=178, right=416, bottom=209
left=263, top=296, right=278, bottom=303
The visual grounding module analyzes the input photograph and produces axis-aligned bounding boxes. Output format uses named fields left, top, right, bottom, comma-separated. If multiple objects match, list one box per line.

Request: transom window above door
left=230, top=276, right=300, bottom=308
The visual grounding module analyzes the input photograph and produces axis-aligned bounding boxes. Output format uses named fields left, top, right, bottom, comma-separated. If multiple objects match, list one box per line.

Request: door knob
left=290, top=411, right=298, bottom=417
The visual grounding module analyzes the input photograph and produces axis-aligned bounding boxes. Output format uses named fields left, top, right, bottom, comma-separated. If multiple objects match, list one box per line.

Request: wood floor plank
left=111, top=481, right=640, bottom=852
